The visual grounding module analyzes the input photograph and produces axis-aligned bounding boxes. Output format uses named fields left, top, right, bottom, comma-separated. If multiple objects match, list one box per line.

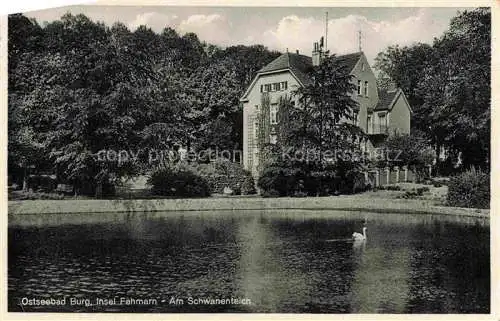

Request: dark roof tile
left=374, top=89, right=399, bottom=111
left=258, top=51, right=363, bottom=85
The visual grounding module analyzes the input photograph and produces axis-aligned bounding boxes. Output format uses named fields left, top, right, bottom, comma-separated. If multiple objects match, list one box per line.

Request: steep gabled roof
left=258, top=51, right=364, bottom=84
left=334, top=52, right=363, bottom=73
left=241, top=51, right=364, bottom=101
left=258, top=52, right=313, bottom=85
left=258, top=52, right=311, bottom=73
left=374, top=89, right=400, bottom=111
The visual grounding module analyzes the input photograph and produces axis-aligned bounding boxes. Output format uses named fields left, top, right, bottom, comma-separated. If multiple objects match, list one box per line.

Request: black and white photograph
left=4, top=2, right=493, bottom=315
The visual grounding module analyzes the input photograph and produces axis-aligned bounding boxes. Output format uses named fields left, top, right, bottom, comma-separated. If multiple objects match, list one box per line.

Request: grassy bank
left=8, top=192, right=489, bottom=218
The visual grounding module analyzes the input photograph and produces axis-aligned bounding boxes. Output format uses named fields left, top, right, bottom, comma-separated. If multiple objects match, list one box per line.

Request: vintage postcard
left=2, top=0, right=496, bottom=318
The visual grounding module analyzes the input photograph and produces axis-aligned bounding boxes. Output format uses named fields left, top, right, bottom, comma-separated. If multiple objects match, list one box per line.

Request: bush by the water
left=447, top=167, right=489, bottom=209
left=9, top=190, right=66, bottom=200
left=400, top=186, right=430, bottom=199
left=240, top=175, right=257, bottom=195
left=148, top=166, right=210, bottom=197
left=257, top=159, right=367, bottom=197
left=194, top=159, right=256, bottom=195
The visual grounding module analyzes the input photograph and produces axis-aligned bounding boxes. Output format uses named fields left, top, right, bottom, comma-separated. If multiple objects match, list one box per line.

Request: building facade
left=240, top=45, right=412, bottom=175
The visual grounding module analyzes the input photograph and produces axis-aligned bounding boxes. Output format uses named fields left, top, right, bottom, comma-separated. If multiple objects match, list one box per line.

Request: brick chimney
left=312, top=42, right=321, bottom=66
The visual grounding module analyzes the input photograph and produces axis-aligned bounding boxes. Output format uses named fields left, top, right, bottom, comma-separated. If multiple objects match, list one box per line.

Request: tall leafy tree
left=373, top=43, right=433, bottom=132
left=373, top=8, right=490, bottom=169
left=8, top=12, right=284, bottom=195
left=292, top=54, right=359, bottom=163
left=420, top=8, right=490, bottom=168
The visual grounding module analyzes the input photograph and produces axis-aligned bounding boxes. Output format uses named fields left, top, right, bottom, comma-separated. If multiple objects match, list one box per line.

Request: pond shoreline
left=8, top=195, right=489, bottom=218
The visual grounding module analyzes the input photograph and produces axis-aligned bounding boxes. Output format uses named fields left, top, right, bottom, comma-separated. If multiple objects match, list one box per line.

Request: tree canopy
left=8, top=13, right=280, bottom=194
left=373, top=8, right=490, bottom=169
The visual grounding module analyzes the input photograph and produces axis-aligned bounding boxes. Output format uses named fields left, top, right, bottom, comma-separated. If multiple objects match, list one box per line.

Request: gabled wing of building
left=374, top=88, right=413, bottom=114
left=240, top=51, right=363, bottom=101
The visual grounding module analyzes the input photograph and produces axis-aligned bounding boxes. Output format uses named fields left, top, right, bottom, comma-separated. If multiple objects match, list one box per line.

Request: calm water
left=8, top=210, right=489, bottom=313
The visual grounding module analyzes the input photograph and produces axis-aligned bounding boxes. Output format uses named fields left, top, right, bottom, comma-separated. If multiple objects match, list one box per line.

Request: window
left=378, top=113, right=386, bottom=124
left=367, top=115, right=372, bottom=133
left=254, top=121, right=259, bottom=139
left=361, top=63, right=365, bottom=71
left=265, top=84, right=272, bottom=92
left=364, top=81, right=369, bottom=97
left=273, top=83, right=280, bottom=91
left=353, top=111, right=359, bottom=126
left=260, top=85, right=263, bottom=93
left=357, top=80, right=361, bottom=95
left=281, top=81, right=288, bottom=90
left=378, top=113, right=387, bottom=132
left=270, top=104, right=278, bottom=125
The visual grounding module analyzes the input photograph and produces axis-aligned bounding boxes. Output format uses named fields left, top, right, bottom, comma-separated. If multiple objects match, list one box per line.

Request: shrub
left=257, top=165, right=290, bottom=197
left=402, top=189, right=419, bottom=199
left=337, top=170, right=367, bottom=194
left=384, top=185, right=401, bottom=191
left=416, top=187, right=430, bottom=195
left=240, top=175, right=256, bottom=195
left=261, top=189, right=280, bottom=198
left=257, top=158, right=366, bottom=197
left=27, top=175, right=57, bottom=192
left=447, top=167, right=489, bottom=209
left=148, top=166, right=210, bottom=197
left=193, top=159, right=256, bottom=195
left=9, top=190, right=66, bottom=200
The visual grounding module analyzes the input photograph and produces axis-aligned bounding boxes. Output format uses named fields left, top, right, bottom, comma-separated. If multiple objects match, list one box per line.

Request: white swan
left=352, top=227, right=367, bottom=241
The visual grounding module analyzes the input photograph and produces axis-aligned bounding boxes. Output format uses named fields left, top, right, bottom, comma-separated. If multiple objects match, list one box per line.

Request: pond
left=8, top=209, right=489, bottom=313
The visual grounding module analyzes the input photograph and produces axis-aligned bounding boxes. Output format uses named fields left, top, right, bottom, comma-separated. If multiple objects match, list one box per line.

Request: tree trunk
left=434, top=142, right=441, bottom=176
left=22, top=166, right=28, bottom=191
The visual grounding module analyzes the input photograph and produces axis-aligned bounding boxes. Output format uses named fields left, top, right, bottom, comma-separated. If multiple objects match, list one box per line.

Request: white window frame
left=270, top=104, right=278, bottom=125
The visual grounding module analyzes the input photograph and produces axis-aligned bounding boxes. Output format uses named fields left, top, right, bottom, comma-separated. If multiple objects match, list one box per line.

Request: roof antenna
left=358, top=29, right=362, bottom=52
left=325, top=11, right=328, bottom=53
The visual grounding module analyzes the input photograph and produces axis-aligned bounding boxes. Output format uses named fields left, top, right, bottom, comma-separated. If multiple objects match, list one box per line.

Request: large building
left=240, top=43, right=412, bottom=175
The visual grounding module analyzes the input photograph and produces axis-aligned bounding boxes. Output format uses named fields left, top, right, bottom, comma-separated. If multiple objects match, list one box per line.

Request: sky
left=23, top=6, right=472, bottom=64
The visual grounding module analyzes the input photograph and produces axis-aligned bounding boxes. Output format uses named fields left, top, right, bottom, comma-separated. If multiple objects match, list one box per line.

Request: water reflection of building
left=235, top=216, right=311, bottom=313
left=350, top=225, right=411, bottom=313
